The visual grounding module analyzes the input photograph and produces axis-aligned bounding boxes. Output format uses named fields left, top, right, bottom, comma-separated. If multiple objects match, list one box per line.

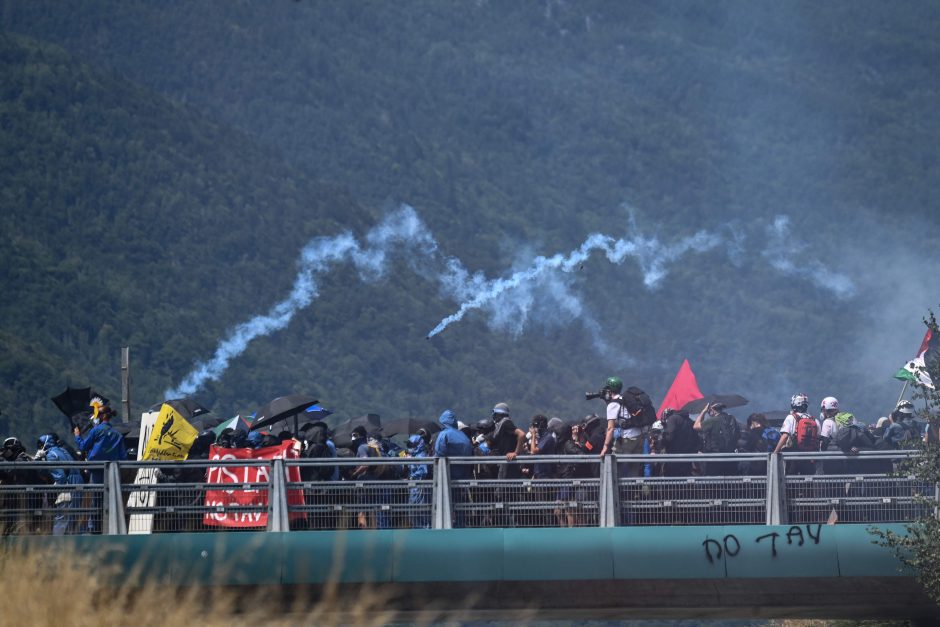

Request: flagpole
left=895, top=380, right=909, bottom=408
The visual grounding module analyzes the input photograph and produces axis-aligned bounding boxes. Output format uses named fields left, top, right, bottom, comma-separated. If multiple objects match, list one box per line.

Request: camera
left=585, top=388, right=611, bottom=402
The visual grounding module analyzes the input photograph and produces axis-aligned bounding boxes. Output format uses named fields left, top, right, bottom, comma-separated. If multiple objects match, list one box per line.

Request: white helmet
left=821, top=396, right=839, bottom=411
left=790, top=393, right=809, bottom=410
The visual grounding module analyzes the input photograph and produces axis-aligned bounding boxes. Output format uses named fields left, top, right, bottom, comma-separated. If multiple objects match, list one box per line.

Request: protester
left=489, top=403, right=526, bottom=479
left=552, top=420, right=589, bottom=527
left=73, top=398, right=126, bottom=534
left=658, top=408, right=700, bottom=476
left=405, top=433, right=431, bottom=529
left=34, top=434, right=84, bottom=536
left=736, top=413, right=776, bottom=475
left=774, top=393, right=818, bottom=476
left=818, top=397, right=841, bottom=450
left=883, top=400, right=919, bottom=448
left=433, top=409, right=473, bottom=527
left=1, top=436, right=36, bottom=535
left=693, top=402, right=740, bottom=476
left=527, top=415, right=557, bottom=479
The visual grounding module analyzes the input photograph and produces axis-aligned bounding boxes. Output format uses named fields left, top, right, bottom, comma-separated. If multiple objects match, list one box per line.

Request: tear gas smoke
left=167, top=204, right=855, bottom=397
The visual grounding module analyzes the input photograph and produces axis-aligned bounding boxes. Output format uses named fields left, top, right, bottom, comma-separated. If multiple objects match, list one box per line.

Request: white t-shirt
left=820, top=417, right=840, bottom=440
left=607, top=399, right=642, bottom=439
left=780, top=412, right=798, bottom=436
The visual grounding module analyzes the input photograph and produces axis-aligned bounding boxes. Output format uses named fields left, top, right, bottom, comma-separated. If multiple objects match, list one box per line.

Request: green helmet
left=605, top=376, right=623, bottom=393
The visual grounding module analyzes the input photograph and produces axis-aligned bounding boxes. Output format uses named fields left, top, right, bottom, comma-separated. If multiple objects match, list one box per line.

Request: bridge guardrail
left=0, top=451, right=934, bottom=534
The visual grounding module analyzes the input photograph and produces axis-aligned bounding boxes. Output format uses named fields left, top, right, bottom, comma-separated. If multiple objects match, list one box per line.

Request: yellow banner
left=143, top=404, right=198, bottom=461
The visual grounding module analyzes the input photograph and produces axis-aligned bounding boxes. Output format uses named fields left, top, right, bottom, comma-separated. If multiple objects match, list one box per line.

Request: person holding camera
left=595, top=376, right=644, bottom=476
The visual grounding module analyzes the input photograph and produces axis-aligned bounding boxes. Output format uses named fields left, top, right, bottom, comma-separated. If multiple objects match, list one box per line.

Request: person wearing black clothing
left=490, top=403, right=526, bottom=479
left=659, top=409, right=699, bottom=477
left=736, top=413, right=772, bottom=476
left=551, top=421, right=590, bottom=527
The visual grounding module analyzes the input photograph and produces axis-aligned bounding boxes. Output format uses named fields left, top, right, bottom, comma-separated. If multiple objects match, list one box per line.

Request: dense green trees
left=0, top=3, right=938, bottom=444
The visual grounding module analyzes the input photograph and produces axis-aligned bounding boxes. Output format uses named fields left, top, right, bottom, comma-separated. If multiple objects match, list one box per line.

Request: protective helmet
left=605, top=377, right=623, bottom=393
left=651, top=420, right=664, bottom=432
left=492, top=402, right=510, bottom=416
left=3, top=437, right=22, bottom=450
left=475, top=417, right=495, bottom=434
left=896, top=400, right=915, bottom=415
left=790, top=393, right=809, bottom=411
left=406, top=434, right=423, bottom=449
left=821, top=396, right=839, bottom=411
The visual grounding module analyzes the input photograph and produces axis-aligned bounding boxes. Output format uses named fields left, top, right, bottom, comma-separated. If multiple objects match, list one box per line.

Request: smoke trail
left=427, top=227, right=724, bottom=338
left=165, top=205, right=435, bottom=398
left=762, top=215, right=856, bottom=298
left=167, top=204, right=857, bottom=396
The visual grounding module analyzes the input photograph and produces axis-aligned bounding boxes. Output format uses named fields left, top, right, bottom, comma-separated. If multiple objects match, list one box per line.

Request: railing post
left=766, top=453, right=789, bottom=525
left=598, top=455, right=620, bottom=527
left=432, top=458, right=452, bottom=529
left=267, top=458, right=290, bottom=532
left=104, top=462, right=127, bottom=535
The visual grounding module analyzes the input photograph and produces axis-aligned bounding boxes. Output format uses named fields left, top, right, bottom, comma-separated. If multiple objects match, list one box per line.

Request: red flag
left=657, top=359, right=704, bottom=418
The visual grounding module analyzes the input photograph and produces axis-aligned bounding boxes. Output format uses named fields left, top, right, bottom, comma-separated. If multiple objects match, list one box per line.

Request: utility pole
left=121, top=346, right=131, bottom=423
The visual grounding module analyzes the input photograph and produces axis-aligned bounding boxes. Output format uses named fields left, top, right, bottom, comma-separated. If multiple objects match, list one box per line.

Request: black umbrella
left=331, top=414, right=383, bottom=444
left=250, top=394, right=319, bottom=434
left=148, top=398, right=212, bottom=421
left=381, top=417, right=441, bottom=438
left=51, top=387, right=109, bottom=428
left=680, top=394, right=749, bottom=415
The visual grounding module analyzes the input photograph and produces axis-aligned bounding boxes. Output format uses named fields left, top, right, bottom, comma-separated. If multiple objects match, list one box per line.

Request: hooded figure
left=404, top=434, right=431, bottom=528
left=434, top=410, right=472, bottom=479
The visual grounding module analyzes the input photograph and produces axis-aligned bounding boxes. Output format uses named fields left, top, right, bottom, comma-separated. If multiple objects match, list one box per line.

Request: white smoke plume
left=167, top=204, right=857, bottom=397
left=427, top=227, right=724, bottom=338
left=762, top=215, right=856, bottom=299
left=165, top=205, right=436, bottom=398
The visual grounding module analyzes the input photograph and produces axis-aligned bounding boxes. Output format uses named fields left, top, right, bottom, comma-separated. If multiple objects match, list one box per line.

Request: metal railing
left=0, top=451, right=933, bottom=535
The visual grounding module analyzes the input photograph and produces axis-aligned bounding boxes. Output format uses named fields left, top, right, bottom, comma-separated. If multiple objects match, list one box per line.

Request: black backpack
left=618, top=386, right=657, bottom=430
left=704, top=413, right=740, bottom=453
left=581, top=415, right=607, bottom=454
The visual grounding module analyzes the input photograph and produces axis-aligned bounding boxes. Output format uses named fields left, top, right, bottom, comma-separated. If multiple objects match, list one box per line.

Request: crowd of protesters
left=2, top=377, right=937, bottom=535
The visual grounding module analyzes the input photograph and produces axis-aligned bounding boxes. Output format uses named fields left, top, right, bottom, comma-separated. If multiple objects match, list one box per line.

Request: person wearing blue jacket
left=433, top=409, right=472, bottom=527
left=406, top=434, right=431, bottom=528
left=35, top=434, right=84, bottom=535
left=73, top=399, right=126, bottom=533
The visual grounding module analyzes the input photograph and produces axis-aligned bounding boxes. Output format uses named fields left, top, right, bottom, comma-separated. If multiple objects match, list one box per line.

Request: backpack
left=794, top=414, right=819, bottom=451
left=760, top=427, right=781, bottom=452
left=581, top=415, right=607, bottom=453
left=704, top=413, right=739, bottom=453
left=618, top=387, right=657, bottom=430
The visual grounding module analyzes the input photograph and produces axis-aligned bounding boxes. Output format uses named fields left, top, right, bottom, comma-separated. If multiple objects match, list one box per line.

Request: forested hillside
left=1, top=2, right=939, bottom=442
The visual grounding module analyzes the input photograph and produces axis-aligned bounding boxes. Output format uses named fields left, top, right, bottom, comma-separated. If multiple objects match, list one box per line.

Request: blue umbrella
left=304, top=404, right=333, bottom=419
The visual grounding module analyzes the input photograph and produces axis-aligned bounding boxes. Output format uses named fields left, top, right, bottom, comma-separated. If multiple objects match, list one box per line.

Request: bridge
left=3, top=451, right=938, bottom=619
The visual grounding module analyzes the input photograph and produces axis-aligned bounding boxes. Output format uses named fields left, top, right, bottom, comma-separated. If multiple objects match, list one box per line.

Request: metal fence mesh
left=0, top=483, right=103, bottom=536
left=2, top=453, right=937, bottom=534
left=620, top=475, right=768, bottom=526
left=786, top=474, right=937, bottom=524
left=287, top=479, right=434, bottom=530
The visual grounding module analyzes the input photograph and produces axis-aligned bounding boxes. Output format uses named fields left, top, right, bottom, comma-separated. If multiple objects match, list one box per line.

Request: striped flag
left=895, top=327, right=939, bottom=390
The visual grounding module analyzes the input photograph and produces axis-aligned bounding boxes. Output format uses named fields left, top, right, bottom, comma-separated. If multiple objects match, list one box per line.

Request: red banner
left=203, top=441, right=305, bottom=527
